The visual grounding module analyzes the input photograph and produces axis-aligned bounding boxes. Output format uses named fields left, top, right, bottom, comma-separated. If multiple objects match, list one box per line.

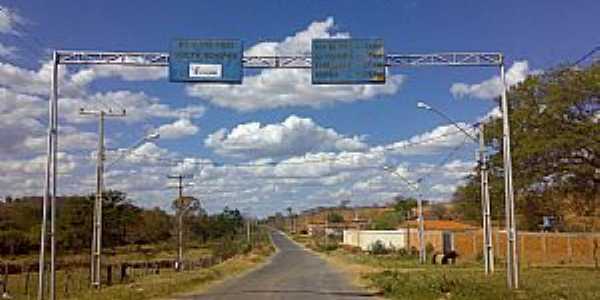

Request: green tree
left=393, top=195, right=417, bottom=219
left=453, top=63, right=600, bottom=230
left=326, top=212, right=344, bottom=223
left=57, top=195, right=93, bottom=252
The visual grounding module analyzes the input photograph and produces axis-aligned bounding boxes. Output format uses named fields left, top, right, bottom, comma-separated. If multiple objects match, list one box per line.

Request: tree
left=326, top=212, right=344, bottom=223
left=393, top=195, right=417, bottom=219
left=57, top=195, right=93, bottom=252
left=452, top=63, right=600, bottom=230
left=370, top=211, right=403, bottom=230
left=127, top=208, right=172, bottom=244
left=102, top=190, right=141, bottom=248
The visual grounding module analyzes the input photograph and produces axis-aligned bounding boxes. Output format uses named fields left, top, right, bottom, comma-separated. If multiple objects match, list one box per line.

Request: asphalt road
left=181, top=230, right=379, bottom=300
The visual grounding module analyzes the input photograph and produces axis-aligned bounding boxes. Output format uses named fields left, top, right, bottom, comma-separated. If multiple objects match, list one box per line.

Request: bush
left=369, top=240, right=389, bottom=255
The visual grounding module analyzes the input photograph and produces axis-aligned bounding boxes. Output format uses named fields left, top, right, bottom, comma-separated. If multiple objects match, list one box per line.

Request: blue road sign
left=169, top=39, right=243, bottom=83
left=312, top=39, right=386, bottom=84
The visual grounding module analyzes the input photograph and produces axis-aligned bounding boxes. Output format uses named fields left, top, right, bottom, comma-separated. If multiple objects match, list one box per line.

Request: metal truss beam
left=386, top=52, right=502, bottom=67
left=56, top=51, right=502, bottom=67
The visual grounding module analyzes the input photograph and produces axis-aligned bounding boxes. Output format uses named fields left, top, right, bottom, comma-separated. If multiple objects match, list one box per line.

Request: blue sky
left=1, top=0, right=598, bottom=216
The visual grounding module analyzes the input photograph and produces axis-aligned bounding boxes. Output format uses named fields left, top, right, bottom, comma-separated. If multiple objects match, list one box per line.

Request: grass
left=295, top=233, right=600, bottom=300
left=2, top=232, right=276, bottom=300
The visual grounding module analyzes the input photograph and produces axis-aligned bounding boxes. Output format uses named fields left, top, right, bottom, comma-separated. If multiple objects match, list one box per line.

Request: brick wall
left=451, top=230, right=600, bottom=266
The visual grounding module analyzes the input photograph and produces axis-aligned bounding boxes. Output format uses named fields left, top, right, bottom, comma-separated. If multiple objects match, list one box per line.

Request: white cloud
left=125, top=142, right=170, bottom=163
left=205, top=115, right=367, bottom=158
left=0, top=42, right=16, bottom=58
left=186, top=17, right=404, bottom=111
left=450, top=61, right=536, bottom=100
left=71, top=65, right=167, bottom=86
left=377, top=122, right=474, bottom=156
left=157, top=118, right=199, bottom=139
left=0, top=6, right=23, bottom=34
left=64, top=90, right=205, bottom=124
left=244, top=17, right=349, bottom=56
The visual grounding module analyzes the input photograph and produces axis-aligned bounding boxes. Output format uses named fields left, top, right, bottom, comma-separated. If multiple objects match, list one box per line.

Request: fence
left=451, top=230, right=600, bottom=266
left=0, top=256, right=222, bottom=299
left=409, top=229, right=600, bottom=266
left=343, top=228, right=600, bottom=266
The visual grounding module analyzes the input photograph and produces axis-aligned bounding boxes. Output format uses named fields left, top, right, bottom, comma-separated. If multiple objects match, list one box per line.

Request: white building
left=343, top=229, right=408, bottom=251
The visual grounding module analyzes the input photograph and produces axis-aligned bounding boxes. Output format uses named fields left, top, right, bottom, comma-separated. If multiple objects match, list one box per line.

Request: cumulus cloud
left=450, top=61, right=537, bottom=100
left=0, top=42, right=16, bottom=58
left=205, top=115, right=368, bottom=158
left=71, top=65, right=167, bottom=86
left=186, top=17, right=404, bottom=111
left=157, top=118, right=199, bottom=139
left=377, top=123, right=474, bottom=156
left=62, top=90, right=205, bottom=124
left=0, top=6, right=23, bottom=34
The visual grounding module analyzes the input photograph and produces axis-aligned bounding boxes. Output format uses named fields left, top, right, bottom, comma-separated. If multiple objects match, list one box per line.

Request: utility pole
left=80, top=108, right=126, bottom=288
left=500, top=61, right=519, bottom=289
left=417, top=194, right=426, bottom=264
left=416, top=101, right=498, bottom=269
left=247, top=218, right=251, bottom=243
left=479, top=123, right=494, bottom=274
left=167, top=174, right=194, bottom=272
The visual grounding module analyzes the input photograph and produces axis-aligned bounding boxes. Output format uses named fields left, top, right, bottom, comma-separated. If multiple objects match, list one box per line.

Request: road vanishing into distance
left=181, top=230, right=380, bottom=300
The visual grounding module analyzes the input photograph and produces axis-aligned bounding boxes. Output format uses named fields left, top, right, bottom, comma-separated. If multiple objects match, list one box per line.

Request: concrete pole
left=500, top=61, right=519, bottom=288
left=247, top=219, right=251, bottom=243
left=93, top=111, right=105, bottom=288
left=479, top=123, right=494, bottom=274
left=79, top=108, right=124, bottom=287
left=417, top=196, right=426, bottom=264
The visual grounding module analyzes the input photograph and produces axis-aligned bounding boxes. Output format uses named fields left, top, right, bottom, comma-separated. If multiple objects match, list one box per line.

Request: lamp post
left=383, top=165, right=426, bottom=264
left=416, top=101, right=494, bottom=274
left=105, top=132, right=160, bottom=169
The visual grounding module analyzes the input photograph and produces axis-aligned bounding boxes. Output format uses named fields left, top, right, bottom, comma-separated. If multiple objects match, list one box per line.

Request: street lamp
left=106, top=131, right=160, bottom=169
left=382, top=165, right=426, bottom=264
left=416, top=100, right=494, bottom=274
left=416, top=101, right=478, bottom=142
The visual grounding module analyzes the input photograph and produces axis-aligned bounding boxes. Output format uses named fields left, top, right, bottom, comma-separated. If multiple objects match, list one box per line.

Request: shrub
left=369, top=240, right=389, bottom=255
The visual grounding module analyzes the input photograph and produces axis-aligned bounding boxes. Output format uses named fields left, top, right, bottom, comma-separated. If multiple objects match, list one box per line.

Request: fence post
left=25, top=264, right=30, bottom=297
left=2, top=261, right=8, bottom=294
left=106, top=265, right=112, bottom=286
left=64, top=270, right=71, bottom=296
left=120, top=263, right=128, bottom=283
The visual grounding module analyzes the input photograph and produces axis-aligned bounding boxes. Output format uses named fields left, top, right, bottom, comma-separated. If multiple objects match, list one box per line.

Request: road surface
left=181, top=230, right=379, bottom=299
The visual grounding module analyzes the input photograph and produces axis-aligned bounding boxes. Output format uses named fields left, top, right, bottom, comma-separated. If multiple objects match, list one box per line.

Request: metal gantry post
left=38, top=51, right=58, bottom=300
left=500, top=61, right=519, bottom=288
left=479, top=123, right=494, bottom=274
left=178, top=177, right=183, bottom=272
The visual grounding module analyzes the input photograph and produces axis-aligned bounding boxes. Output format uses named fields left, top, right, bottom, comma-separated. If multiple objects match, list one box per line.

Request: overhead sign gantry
left=39, top=38, right=517, bottom=300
